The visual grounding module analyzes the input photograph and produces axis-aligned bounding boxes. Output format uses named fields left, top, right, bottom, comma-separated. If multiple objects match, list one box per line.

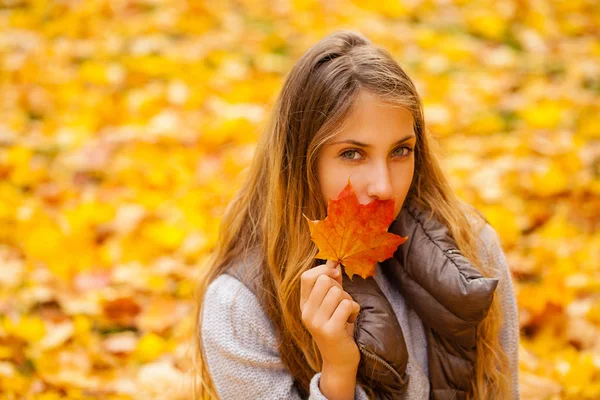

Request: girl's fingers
left=347, top=302, right=360, bottom=323
left=302, top=274, right=339, bottom=319
left=300, top=260, right=341, bottom=310
left=329, top=299, right=361, bottom=328
left=329, top=261, right=343, bottom=286
left=314, top=285, right=350, bottom=322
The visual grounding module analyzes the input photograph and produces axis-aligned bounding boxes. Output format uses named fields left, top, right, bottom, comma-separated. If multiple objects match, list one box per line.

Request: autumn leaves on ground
left=0, top=1, right=598, bottom=399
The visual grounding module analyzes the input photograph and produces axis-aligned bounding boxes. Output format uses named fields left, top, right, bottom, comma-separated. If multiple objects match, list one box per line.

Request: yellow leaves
left=565, top=316, right=599, bottom=352
left=2, top=316, right=46, bottom=343
left=141, top=221, right=187, bottom=251
left=464, top=7, right=507, bottom=41
left=466, top=112, right=505, bottom=136
left=36, top=347, right=96, bottom=390
left=136, top=297, right=180, bottom=333
left=523, top=8, right=552, bottom=36
left=134, top=333, right=169, bottom=363
left=0, top=0, right=597, bottom=398
left=351, top=0, right=410, bottom=18
left=5, top=145, right=33, bottom=167
left=17, top=211, right=62, bottom=260
left=15, top=205, right=111, bottom=279
left=0, top=246, right=25, bottom=291
left=555, top=349, right=600, bottom=399
left=522, top=317, right=567, bottom=361
left=530, top=161, right=572, bottom=197
left=0, top=346, right=14, bottom=359
left=123, top=55, right=180, bottom=81
left=72, top=315, right=93, bottom=345
left=0, top=369, right=30, bottom=394
left=577, top=106, right=600, bottom=139
left=65, top=200, right=115, bottom=232
left=146, top=275, right=168, bottom=293
left=102, top=297, right=141, bottom=327
left=202, top=114, right=261, bottom=149
left=519, top=371, right=562, bottom=400
left=537, top=212, right=581, bottom=242
left=587, top=302, right=600, bottom=326
left=175, top=280, right=194, bottom=299
left=4, top=145, right=48, bottom=187
left=78, top=61, right=113, bottom=85
left=519, top=100, right=564, bottom=130
left=480, top=204, right=520, bottom=247
left=414, top=27, right=440, bottom=50
left=136, top=360, right=190, bottom=399
left=38, top=321, right=75, bottom=351
left=423, top=102, right=453, bottom=136
left=518, top=277, right=574, bottom=318
left=439, top=36, right=477, bottom=64
left=103, top=331, right=138, bottom=355
left=33, top=391, right=67, bottom=400
left=291, top=0, right=322, bottom=13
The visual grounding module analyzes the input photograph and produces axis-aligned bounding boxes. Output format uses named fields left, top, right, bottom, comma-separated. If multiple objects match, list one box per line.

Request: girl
left=192, top=30, right=519, bottom=400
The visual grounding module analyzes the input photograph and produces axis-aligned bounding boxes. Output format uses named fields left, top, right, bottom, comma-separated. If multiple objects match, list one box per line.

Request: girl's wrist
left=322, top=357, right=360, bottom=375
left=320, top=361, right=359, bottom=400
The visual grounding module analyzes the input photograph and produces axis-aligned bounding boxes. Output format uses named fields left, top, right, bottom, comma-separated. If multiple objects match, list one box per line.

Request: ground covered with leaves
left=0, top=0, right=598, bottom=399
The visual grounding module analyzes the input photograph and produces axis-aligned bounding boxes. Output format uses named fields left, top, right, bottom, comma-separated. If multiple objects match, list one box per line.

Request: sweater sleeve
left=480, top=224, right=521, bottom=400
left=200, top=274, right=370, bottom=400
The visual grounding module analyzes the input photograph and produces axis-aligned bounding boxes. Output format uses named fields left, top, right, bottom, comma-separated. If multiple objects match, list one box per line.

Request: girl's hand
left=300, top=260, right=361, bottom=369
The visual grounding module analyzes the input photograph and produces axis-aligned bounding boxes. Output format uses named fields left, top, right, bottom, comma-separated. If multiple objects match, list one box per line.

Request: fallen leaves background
left=0, top=0, right=598, bottom=399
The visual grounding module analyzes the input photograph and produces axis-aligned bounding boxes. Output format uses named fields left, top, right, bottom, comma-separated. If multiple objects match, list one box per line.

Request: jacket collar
left=343, top=197, right=498, bottom=399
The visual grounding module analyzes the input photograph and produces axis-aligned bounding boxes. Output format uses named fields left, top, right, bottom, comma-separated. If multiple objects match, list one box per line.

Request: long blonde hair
left=191, top=29, right=510, bottom=399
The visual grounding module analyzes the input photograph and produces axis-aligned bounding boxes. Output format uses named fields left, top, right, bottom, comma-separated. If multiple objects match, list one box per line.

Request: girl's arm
left=200, top=274, right=370, bottom=400
left=482, top=224, right=521, bottom=400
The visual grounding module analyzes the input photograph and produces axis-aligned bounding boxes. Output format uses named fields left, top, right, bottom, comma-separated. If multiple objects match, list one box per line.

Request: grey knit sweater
left=200, top=223, right=520, bottom=399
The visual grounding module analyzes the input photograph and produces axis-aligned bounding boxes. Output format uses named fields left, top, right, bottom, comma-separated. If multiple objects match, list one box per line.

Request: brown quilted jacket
left=225, top=198, right=499, bottom=399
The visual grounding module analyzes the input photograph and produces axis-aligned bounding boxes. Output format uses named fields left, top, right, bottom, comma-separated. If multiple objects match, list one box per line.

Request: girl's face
left=317, top=91, right=416, bottom=219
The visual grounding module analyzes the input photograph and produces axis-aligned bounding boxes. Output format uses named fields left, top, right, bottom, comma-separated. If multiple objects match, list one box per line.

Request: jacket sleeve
left=480, top=224, right=521, bottom=400
left=200, top=274, right=370, bottom=400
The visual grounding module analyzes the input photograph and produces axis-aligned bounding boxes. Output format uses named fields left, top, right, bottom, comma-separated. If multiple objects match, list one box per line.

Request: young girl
left=192, top=30, right=519, bottom=400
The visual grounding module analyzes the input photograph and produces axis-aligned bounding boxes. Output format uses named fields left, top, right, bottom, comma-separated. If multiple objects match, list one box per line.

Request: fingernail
left=333, top=267, right=340, bottom=277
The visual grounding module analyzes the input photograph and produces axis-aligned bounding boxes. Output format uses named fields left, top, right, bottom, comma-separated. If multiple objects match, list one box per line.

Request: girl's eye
left=392, top=146, right=414, bottom=157
left=339, top=146, right=414, bottom=162
left=340, top=149, right=362, bottom=160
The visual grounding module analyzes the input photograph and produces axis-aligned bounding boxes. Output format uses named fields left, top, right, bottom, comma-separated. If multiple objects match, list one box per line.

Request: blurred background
left=0, top=0, right=598, bottom=399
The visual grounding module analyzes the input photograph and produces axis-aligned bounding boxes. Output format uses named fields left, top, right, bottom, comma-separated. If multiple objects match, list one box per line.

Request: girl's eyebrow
left=330, top=134, right=416, bottom=148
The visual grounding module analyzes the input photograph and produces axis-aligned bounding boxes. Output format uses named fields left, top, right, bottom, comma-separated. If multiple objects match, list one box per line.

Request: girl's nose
left=366, top=163, right=394, bottom=201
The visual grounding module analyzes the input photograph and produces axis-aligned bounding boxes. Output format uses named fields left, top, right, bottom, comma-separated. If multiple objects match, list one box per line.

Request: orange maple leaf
left=303, top=179, right=408, bottom=280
